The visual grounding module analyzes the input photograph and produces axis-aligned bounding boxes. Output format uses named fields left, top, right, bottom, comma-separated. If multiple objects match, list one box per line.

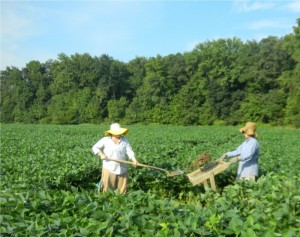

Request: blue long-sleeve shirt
left=226, top=137, right=260, bottom=178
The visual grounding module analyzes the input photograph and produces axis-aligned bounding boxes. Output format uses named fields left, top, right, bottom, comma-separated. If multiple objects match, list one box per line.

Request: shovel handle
left=105, top=158, right=169, bottom=173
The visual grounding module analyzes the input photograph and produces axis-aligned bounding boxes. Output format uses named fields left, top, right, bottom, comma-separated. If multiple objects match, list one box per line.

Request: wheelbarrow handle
left=105, top=158, right=169, bottom=173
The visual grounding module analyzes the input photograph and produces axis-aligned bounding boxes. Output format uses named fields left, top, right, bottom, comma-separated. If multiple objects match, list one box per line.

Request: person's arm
left=97, top=150, right=107, bottom=160
left=125, top=142, right=139, bottom=165
left=226, top=143, right=243, bottom=158
left=92, top=138, right=107, bottom=160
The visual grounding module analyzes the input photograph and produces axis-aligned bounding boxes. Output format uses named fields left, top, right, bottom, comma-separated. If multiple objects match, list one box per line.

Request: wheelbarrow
left=187, top=157, right=238, bottom=191
left=106, top=158, right=184, bottom=177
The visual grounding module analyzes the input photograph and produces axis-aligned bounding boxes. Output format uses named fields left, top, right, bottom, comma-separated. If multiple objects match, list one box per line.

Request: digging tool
left=105, top=158, right=184, bottom=177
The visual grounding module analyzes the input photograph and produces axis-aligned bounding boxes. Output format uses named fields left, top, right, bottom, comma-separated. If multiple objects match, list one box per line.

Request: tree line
left=1, top=19, right=300, bottom=127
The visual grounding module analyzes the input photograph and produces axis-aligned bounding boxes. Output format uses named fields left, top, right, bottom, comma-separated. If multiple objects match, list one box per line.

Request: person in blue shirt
left=220, top=122, right=260, bottom=181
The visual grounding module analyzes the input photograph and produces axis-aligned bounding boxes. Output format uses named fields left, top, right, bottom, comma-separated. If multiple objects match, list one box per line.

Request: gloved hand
left=219, top=153, right=228, bottom=161
left=229, top=157, right=239, bottom=164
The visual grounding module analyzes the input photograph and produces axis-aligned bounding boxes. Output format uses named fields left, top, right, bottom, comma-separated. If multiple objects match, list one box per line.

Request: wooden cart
left=187, top=160, right=231, bottom=191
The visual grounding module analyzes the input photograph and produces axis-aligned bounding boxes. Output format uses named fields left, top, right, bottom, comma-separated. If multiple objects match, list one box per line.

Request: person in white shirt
left=92, top=123, right=139, bottom=193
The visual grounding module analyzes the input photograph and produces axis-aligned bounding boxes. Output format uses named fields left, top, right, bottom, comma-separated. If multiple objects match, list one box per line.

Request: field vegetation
left=1, top=124, right=299, bottom=236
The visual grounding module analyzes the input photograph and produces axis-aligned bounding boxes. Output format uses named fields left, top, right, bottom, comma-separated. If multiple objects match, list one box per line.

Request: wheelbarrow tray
left=187, top=160, right=231, bottom=187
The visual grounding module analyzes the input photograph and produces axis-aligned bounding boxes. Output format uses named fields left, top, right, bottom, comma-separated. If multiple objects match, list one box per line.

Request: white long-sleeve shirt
left=92, top=136, right=136, bottom=175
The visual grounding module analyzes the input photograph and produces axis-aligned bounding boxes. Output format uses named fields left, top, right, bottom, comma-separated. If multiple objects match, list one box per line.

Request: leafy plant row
left=1, top=124, right=299, bottom=236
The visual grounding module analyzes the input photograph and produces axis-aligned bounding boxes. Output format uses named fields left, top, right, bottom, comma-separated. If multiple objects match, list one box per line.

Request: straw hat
left=105, top=123, right=128, bottom=136
left=239, top=122, right=258, bottom=137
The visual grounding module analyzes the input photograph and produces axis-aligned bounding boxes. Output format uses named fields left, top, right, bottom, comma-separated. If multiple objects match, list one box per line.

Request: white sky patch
left=248, top=20, right=288, bottom=30
left=233, top=0, right=275, bottom=12
left=251, top=33, right=271, bottom=41
left=1, top=4, right=37, bottom=69
left=185, top=40, right=199, bottom=51
left=286, top=0, right=300, bottom=12
left=1, top=8, right=36, bottom=42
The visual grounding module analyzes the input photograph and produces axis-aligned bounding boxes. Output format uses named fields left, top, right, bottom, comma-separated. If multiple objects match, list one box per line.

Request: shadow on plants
left=68, top=167, right=101, bottom=190
left=47, top=167, right=101, bottom=191
left=214, top=170, right=237, bottom=191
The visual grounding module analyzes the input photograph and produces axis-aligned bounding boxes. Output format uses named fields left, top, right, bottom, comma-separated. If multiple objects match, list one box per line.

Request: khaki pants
left=101, top=168, right=128, bottom=194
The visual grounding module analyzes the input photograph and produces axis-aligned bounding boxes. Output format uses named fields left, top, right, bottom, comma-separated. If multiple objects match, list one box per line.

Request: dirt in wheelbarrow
left=190, top=151, right=212, bottom=169
left=189, top=151, right=219, bottom=173
left=200, top=162, right=218, bottom=172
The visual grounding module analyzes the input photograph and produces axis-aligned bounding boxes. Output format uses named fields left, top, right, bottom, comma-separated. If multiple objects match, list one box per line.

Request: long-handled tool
left=105, top=158, right=184, bottom=177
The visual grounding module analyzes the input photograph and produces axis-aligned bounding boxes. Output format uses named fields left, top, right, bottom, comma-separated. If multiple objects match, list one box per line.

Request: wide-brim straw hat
left=105, top=123, right=128, bottom=136
left=239, top=122, right=258, bottom=137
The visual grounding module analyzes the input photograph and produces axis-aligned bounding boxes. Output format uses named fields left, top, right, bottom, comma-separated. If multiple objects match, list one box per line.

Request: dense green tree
left=0, top=67, right=34, bottom=122
left=47, top=91, right=77, bottom=124
left=75, top=87, right=100, bottom=123
left=49, top=54, right=78, bottom=95
left=163, top=53, right=189, bottom=91
left=0, top=68, right=20, bottom=122
left=125, top=56, right=167, bottom=122
left=193, top=38, right=245, bottom=119
left=124, top=97, right=144, bottom=124
left=107, top=97, right=129, bottom=122
left=127, top=57, right=148, bottom=99
left=1, top=18, right=299, bottom=127
left=239, top=36, right=294, bottom=93
left=281, top=19, right=300, bottom=127
left=237, top=90, right=286, bottom=124
left=23, top=61, right=52, bottom=121
left=127, top=54, right=190, bottom=123
left=169, top=75, right=205, bottom=125
left=109, top=60, right=131, bottom=100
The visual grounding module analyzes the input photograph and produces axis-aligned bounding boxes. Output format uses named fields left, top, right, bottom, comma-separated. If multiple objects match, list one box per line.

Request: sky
left=1, top=0, right=300, bottom=70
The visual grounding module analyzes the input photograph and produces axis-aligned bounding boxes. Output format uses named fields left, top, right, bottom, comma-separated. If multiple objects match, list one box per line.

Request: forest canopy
left=1, top=19, right=300, bottom=127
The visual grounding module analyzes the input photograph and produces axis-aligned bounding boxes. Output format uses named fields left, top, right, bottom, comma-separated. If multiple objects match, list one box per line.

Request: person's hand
left=100, top=154, right=107, bottom=160
left=219, top=153, right=228, bottom=161
left=133, top=160, right=139, bottom=167
left=229, top=157, right=239, bottom=164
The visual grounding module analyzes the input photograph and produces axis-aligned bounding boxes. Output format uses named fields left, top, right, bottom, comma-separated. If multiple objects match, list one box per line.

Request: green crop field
left=1, top=124, right=299, bottom=236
